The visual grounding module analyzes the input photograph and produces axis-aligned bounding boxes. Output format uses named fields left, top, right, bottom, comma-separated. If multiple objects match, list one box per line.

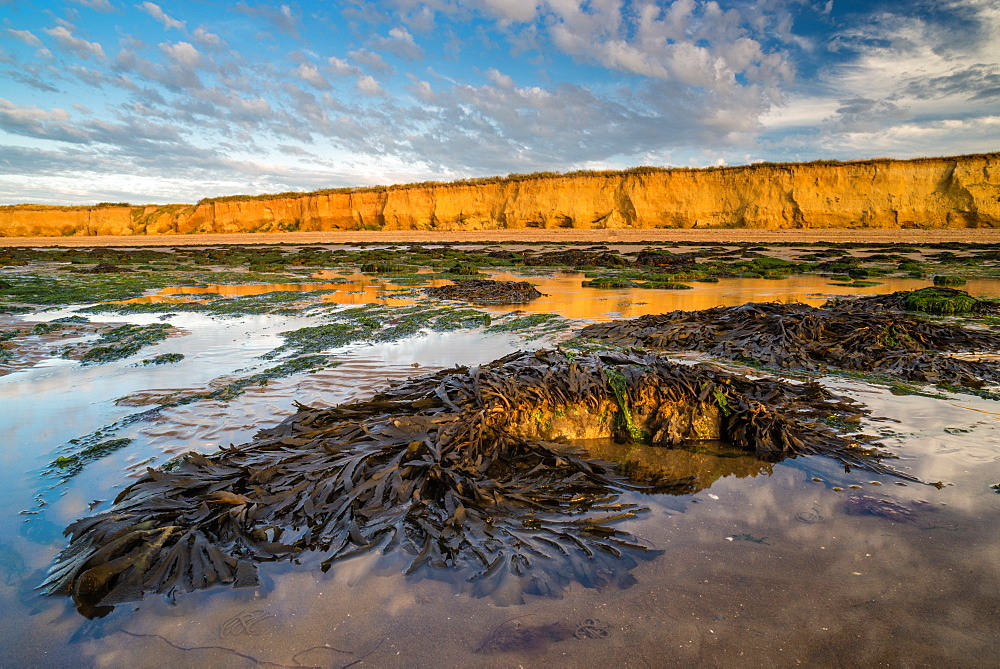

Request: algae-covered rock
left=423, top=279, right=543, bottom=305
left=831, top=287, right=998, bottom=316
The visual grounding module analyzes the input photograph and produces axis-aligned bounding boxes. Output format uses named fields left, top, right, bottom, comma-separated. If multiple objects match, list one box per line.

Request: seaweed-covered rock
left=71, top=263, right=135, bottom=274
left=580, top=302, right=1000, bottom=387
left=632, top=250, right=698, bottom=271
left=45, top=349, right=902, bottom=616
left=828, top=287, right=999, bottom=316
left=522, top=250, right=626, bottom=268
left=423, top=279, right=543, bottom=305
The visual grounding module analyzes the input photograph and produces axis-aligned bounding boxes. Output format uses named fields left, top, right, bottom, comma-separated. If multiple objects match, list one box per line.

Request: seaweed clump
left=830, top=287, right=998, bottom=316
left=579, top=302, right=1000, bottom=387
left=44, top=348, right=900, bottom=617
left=423, top=279, right=544, bottom=305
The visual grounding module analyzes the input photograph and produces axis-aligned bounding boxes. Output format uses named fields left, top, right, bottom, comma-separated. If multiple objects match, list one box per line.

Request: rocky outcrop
left=2, top=154, right=998, bottom=237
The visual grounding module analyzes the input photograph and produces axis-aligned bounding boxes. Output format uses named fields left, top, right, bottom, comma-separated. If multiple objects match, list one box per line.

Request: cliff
left=2, top=154, right=998, bottom=237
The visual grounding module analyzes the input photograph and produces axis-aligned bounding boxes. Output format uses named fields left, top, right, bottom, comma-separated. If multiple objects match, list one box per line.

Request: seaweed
left=52, top=439, right=133, bottom=476
left=45, top=348, right=909, bottom=616
left=579, top=301, right=1000, bottom=388
left=140, top=353, right=184, bottom=365
left=73, top=323, right=175, bottom=365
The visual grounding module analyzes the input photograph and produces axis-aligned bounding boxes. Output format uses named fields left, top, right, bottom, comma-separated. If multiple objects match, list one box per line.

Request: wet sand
left=2, top=228, right=1000, bottom=247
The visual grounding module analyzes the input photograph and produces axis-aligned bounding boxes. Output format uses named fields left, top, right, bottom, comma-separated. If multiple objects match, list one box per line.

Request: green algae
left=903, top=287, right=979, bottom=315
left=140, top=353, right=184, bottom=365
left=605, top=367, right=647, bottom=443
left=31, top=322, right=62, bottom=335
left=74, top=323, right=175, bottom=364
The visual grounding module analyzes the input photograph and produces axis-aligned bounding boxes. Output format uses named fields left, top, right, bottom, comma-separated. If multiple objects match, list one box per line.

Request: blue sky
left=1, top=0, right=998, bottom=205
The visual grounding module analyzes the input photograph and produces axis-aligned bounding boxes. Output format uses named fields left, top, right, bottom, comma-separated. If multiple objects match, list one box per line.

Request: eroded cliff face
left=3, top=154, right=998, bottom=237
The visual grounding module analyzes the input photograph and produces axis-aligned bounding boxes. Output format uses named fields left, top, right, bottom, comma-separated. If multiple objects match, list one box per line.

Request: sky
left=1, top=0, right=998, bottom=205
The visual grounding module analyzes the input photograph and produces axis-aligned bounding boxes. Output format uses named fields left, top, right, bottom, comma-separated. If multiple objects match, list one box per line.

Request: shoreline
left=3, top=228, right=1000, bottom=247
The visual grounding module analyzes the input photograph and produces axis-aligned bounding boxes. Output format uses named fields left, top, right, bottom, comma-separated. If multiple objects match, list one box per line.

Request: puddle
left=0, top=266, right=999, bottom=666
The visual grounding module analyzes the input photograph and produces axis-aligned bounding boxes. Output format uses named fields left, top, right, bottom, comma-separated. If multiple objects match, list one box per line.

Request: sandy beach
left=2, top=228, right=1000, bottom=247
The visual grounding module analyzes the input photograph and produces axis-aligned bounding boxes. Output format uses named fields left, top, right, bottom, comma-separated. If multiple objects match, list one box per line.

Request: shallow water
left=146, top=269, right=1000, bottom=322
left=1, top=271, right=1000, bottom=666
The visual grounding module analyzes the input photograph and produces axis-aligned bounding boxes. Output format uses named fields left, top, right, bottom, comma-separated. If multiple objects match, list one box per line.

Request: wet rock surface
left=45, top=348, right=902, bottom=617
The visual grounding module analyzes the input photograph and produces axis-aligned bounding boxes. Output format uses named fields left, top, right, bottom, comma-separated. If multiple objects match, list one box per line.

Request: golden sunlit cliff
left=2, top=153, right=998, bottom=237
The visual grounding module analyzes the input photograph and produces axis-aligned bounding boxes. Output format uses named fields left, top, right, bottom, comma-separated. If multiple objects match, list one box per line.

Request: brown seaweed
left=422, top=279, right=544, bottom=305
left=579, top=301, right=1000, bottom=387
left=44, top=348, right=905, bottom=617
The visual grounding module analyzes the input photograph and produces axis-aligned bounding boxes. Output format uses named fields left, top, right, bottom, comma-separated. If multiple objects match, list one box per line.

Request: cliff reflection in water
left=113, top=270, right=996, bottom=321
left=566, top=439, right=774, bottom=494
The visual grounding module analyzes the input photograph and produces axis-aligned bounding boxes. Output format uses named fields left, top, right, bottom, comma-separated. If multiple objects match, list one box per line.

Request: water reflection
left=4, top=263, right=1000, bottom=666
left=566, top=439, right=774, bottom=493
left=125, top=270, right=1000, bottom=322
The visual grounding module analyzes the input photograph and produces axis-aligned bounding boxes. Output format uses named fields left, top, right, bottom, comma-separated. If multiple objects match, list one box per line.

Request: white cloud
left=0, top=98, right=87, bottom=142
left=410, top=78, right=436, bottom=103
left=138, top=2, right=185, bottom=31
left=485, top=67, right=514, bottom=88
left=234, top=2, right=299, bottom=39
left=192, top=27, right=222, bottom=47
left=477, top=0, right=538, bottom=23
left=348, top=49, right=393, bottom=75
left=356, top=75, right=385, bottom=96
left=6, top=29, right=43, bottom=48
left=295, top=62, right=331, bottom=89
left=543, top=0, right=792, bottom=95
left=43, top=26, right=107, bottom=60
left=71, top=0, right=116, bottom=12
left=161, top=41, right=201, bottom=68
left=327, top=57, right=362, bottom=78
left=817, top=116, right=1000, bottom=158
left=371, top=27, right=423, bottom=61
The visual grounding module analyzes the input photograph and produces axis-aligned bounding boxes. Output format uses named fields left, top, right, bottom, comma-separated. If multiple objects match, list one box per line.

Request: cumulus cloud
left=0, top=98, right=88, bottom=143
left=485, top=67, right=514, bottom=88
left=371, top=27, right=423, bottom=61
left=192, top=27, right=222, bottom=47
left=348, top=49, right=393, bottom=75
left=71, top=0, right=116, bottom=12
left=476, top=0, right=538, bottom=23
left=6, top=29, right=43, bottom=48
left=356, top=75, right=385, bottom=96
left=234, top=2, right=299, bottom=39
left=544, top=0, right=792, bottom=93
left=296, top=62, right=331, bottom=89
left=137, top=2, right=185, bottom=31
left=43, top=26, right=107, bottom=60
left=161, top=41, right=201, bottom=68
left=326, top=57, right=362, bottom=78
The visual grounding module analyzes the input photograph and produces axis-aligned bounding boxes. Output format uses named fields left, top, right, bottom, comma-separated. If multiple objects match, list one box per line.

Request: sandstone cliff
left=2, top=154, right=998, bottom=237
